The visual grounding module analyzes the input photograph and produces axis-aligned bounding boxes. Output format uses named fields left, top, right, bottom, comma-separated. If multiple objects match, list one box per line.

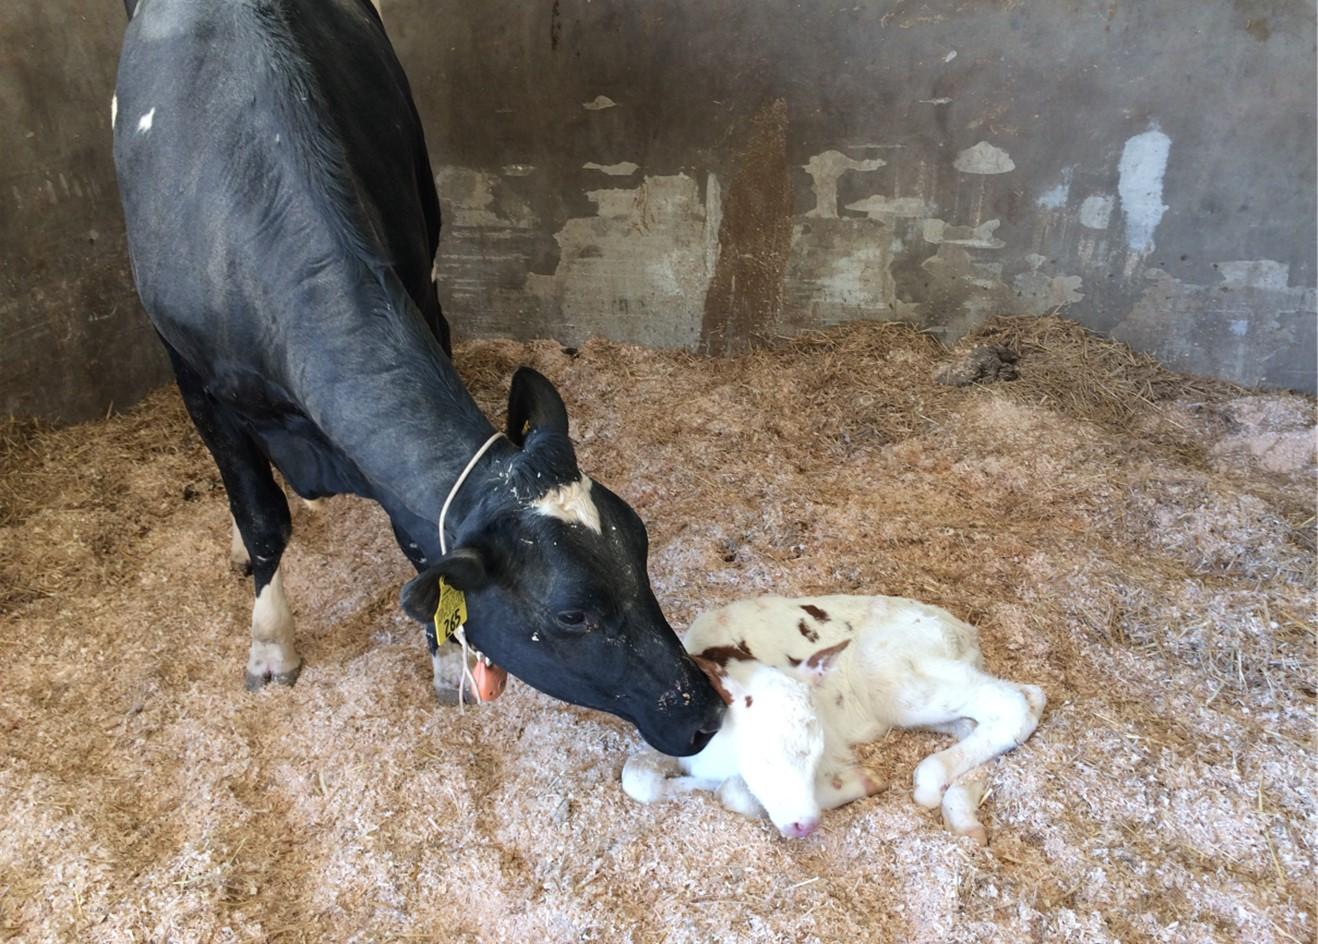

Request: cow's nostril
left=698, top=702, right=726, bottom=736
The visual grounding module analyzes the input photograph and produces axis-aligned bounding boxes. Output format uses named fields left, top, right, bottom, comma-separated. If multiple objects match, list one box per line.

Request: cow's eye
left=556, top=610, right=589, bottom=630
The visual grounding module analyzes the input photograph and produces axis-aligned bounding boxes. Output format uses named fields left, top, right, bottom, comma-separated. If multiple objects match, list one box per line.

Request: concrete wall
left=2, top=1, right=1314, bottom=424
left=390, top=0, right=1316, bottom=391
left=1, top=4, right=171, bottom=423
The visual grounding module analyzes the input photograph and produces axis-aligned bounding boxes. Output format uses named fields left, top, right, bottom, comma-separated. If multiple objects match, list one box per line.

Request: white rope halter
left=437, top=430, right=506, bottom=708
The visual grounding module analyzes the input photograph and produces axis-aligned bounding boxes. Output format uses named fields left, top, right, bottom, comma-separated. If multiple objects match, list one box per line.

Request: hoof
left=433, top=684, right=493, bottom=707
left=245, top=661, right=303, bottom=691
left=957, top=823, right=989, bottom=846
left=433, top=685, right=462, bottom=707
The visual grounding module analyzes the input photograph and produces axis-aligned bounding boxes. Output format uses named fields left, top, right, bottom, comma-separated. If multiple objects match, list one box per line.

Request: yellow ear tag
left=433, top=577, right=468, bottom=646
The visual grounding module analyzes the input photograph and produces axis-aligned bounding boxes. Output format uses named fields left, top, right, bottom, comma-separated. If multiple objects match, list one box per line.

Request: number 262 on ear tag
left=433, top=578, right=468, bottom=646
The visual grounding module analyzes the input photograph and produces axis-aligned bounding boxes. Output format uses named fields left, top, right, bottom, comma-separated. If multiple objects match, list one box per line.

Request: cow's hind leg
left=229, top=513, right=252, bottom=574
left=168, top=349, right=300, bottom=690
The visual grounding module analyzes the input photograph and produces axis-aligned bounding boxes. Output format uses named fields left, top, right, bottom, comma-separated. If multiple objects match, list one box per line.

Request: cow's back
left=114, top=0, right=440, bottom=393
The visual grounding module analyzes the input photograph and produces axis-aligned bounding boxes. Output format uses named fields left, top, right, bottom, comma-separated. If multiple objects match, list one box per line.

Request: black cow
left=113, top=0, right=723, bottom=756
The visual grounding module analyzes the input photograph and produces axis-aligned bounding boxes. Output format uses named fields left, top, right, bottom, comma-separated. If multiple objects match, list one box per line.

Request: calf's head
left=696, top=640, right=852, bottom=838
left=401, top=368, right=724, bottom=757
left=717, top=664, right=825, bottom=837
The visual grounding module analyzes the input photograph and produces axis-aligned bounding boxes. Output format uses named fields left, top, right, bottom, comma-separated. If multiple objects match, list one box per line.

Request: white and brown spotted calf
left=623, top=595, right=1045, bottom=841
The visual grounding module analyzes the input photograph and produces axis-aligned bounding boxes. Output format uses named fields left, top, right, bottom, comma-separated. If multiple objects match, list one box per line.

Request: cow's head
left=401, top=368, right=725, bottom=756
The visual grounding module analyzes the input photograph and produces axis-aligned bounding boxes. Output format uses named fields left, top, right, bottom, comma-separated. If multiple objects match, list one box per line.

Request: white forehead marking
left=137, top=108, right=155, bottom=133
left=531, top=476, right=601, bottom=533
left=110, top=95, right=117, bottom=128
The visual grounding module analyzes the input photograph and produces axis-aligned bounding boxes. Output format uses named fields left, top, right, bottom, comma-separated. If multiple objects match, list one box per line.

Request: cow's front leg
left=234, top=485, right=299, bottom=689
left=168, top=345, right=301, bottom=690
left=247, top=563, right=300, bottom=689
left=430, top=643, right=467, bottom=706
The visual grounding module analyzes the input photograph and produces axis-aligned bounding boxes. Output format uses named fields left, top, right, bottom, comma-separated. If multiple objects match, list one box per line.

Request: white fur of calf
left=623, top=594, right=1045, bottom=842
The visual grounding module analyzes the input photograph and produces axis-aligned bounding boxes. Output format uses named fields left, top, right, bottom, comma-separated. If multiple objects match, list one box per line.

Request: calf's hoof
left=913, top=756, right=950, bottom=809
left=954, top=822, right=989, bottom=846
left=244, top=661, right=303, bottom=691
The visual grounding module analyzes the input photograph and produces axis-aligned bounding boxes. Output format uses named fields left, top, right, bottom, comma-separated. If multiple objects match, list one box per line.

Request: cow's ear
left=507, top=367, right=569, bottom=446
left=399, top=548, right=490, bottom=622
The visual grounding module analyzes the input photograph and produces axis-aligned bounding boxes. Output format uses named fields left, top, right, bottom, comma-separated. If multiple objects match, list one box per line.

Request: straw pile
left=1, top=317, right=1313, bottom=943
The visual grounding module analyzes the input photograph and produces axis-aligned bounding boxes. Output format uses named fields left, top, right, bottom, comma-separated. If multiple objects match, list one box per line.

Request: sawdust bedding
left=1, top=317, right=1314, bottom=943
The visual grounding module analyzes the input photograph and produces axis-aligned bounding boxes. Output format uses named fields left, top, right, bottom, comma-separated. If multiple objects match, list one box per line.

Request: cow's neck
left=291, top=299, right=515, bottom=558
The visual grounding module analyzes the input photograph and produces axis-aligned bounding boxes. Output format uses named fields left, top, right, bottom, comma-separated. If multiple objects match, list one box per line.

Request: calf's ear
left=507, top=367, right=569, bottom=446
left=692, top=655, right=735, bottom=706
left=399, top=548, right=490, bottom=622
left=800, top=639, right=851, bottom=684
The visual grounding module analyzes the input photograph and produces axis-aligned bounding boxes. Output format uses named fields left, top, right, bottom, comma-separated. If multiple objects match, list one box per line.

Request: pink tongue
left=472, top=661, right=507, bottom=702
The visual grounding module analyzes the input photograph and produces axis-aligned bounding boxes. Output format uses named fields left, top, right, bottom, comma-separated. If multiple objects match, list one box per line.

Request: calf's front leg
left=816, top=765, right=884, bottom=810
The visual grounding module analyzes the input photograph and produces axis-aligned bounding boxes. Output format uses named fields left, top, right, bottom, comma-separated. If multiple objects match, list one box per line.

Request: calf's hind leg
left=896, top=663, right=1044, bottom=808
left=168, top=348, right=301, bottom=690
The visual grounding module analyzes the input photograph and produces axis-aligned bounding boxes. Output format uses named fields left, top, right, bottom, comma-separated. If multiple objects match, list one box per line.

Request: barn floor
left=1, top=318, right=1314, bottom=943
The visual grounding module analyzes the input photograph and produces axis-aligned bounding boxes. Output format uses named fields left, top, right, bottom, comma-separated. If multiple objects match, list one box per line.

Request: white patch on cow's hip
left=248, top=568, right=299, bottom=679
left=532, top=476, right=601, bottom=533
left=137, top=108, right=155, bottom=133
left=111, top=95, right=117, bottom=129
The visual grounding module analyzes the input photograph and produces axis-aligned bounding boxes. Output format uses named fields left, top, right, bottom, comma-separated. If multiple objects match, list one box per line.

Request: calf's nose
left=782, top=819, right=819, bottom=839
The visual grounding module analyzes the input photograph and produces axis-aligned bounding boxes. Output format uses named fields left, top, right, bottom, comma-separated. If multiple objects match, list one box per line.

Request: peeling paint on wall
left=1079, top=194, right=1114, bottom=229
left=1037, top=167, right=1073, bottom=208
left=436, top=167, right=534, bottom=228
left=924, top=218, right=1006, bottom=249
left=1113, top=261, right=1316, bottom=387
left=1218, top=259, right=1291, bottom=291
left=1117, top=126, right=1171, bottom=252
left=845, top=195, right=934, bottom=220
left=583, top=161, right=640, bottom=176
left=954, top=141, right=1016, bottom=175
left=1013, top=254, right=1085, bottom=313
left=802, top=150, right=885, bottom=218
left=582, top=95, right=618, bottom=111
left=526, top=174, right=718, bottom=348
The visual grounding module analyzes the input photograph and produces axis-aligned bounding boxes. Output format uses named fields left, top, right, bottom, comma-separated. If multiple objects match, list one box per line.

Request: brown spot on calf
left=800, top=604, right=830, bottom=623
left=797, top=619, right=820, bottom=643
left=744, top=695, right=753, bottom=708
left=697, top=640, right=755, bottom=667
